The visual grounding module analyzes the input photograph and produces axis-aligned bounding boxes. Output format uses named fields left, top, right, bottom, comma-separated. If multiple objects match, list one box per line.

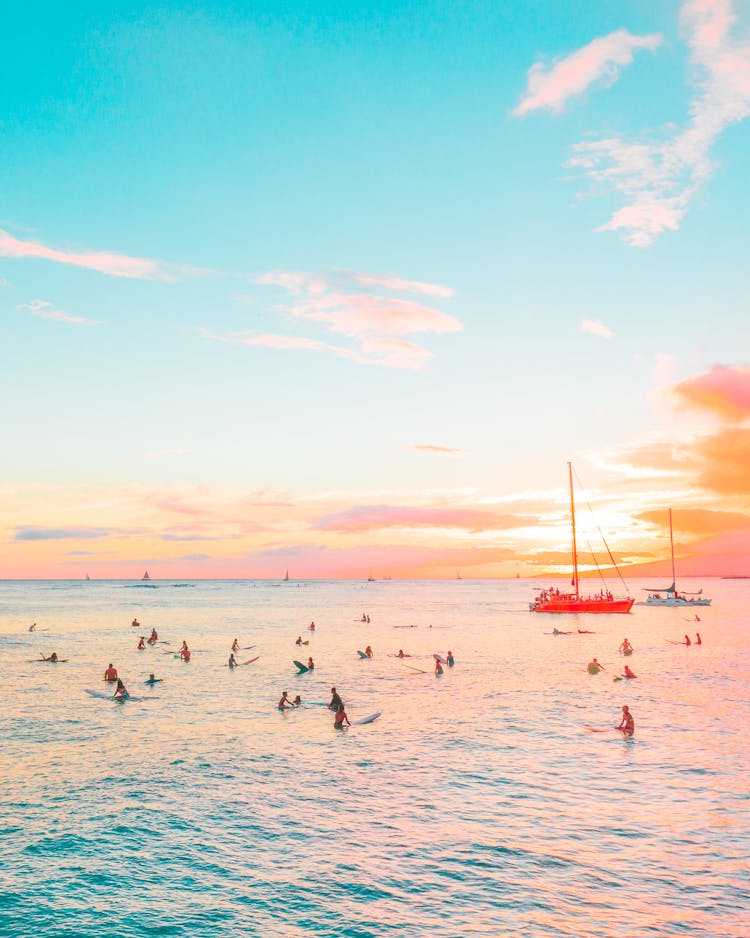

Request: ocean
left=1, top=577, right=748, bottom=937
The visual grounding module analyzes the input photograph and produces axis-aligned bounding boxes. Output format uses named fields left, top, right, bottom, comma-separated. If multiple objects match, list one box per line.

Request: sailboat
left=641, top=509, right=711, bottom=607
left=283, top=570, right=289, bottom=582
left=529, top=462, right=634, bottom=614
left=85, top=574, right=91, bottom=581
left=142, top=571, right=150, bottom=581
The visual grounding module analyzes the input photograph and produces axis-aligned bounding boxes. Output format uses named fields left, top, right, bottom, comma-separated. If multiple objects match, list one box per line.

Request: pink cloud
left=580, top=319, right=614, bottom=338
left=402, top=444, right=466, bottom=456
left=314, top=505, right=524, bottom=534
left=513, top=29, right=662, bottom=116
left=673, top=364, right=750, bottom=420
left=0, top=228, right=185, bottom=280
left=17, top=299, right=101, bottom=327
left=568, top=1, right=750, bottom=246
left=350, top=272, right=454, bottom=298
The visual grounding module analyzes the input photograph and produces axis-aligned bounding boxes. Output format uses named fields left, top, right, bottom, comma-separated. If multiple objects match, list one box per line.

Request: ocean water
left=1, top=577, right=748, bottom=938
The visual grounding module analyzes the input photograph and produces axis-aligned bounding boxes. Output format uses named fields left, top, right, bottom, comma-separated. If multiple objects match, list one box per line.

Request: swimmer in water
left=132, top=618, right=140, bottom=628
left=622, top=665, right=637, bottom=679
left=147, top=628, right=158, bottom=645
left=446, top=650, right=454, bottom=667
left=278, top=691, right=294, bottom=710
left=113, top=678, right=129, bottom=700
left=553, top=628, right=572, bottom=635
left=334, top=703, right=351, bottom=729
left=435, top=659, right=444, bottom=676
left=137, top=636, right=146, bottom=650
left=295, top=636, right=303, bottom=646
left=228, top=653, right=238, bottom=669
left=307, top=656, right=314, bottom=671
left=396, top=649, right=406, bottom=658
left=104, top=663, right=118, bottom=682
left=587, top=658, right=605, bottom=674
left=696, top=632, right=702, bottom=645
left=329, top=687, right=343, bottom=711
left=145, top=673, right=160, bottom=685
left=309, top=622, right=315, bottom=631
left=616, top=705, right=634, bottom=737
left=231, top=638, right=239, bottom=653
left=292, top=695, right=302, bottom=707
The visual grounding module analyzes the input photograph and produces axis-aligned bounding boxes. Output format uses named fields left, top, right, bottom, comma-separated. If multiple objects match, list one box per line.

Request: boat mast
left=569, top=461, right=579, bottom=596
left=669, top=508, right=676, bottom=592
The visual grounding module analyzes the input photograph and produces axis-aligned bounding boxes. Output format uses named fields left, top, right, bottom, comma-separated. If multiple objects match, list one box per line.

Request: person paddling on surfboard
left=137, top=636, right=146, bottom=650
left=622, top=665, right=637, bottom=679
left=328, top=687, right=343, bottom=711
left=587, top=658, right=605, bottom=674
left=113, top=678, right=130, bottom=700
left=104, top=663, right=118, bottom=682
left=616, top=705, right=634, bottom=737
left=41, top=652, right=59, bottom=662
left=619, top=638, right=633, bottom=654
left=278, top=691, right=294, bottom=710
left=148, top=628, right=158, bottom=645
left=396, top=649, right=406, bottom=658
left=145, top=673, right=161, bottom=685
left=334, top=703, right=351, bottom=729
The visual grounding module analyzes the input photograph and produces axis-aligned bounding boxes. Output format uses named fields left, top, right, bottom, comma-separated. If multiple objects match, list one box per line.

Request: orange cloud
left=314, top=505, right=525, bottom=534
left=637, top=507, right=750, bottom=536
left=694, top=427, right=750, bottom=494
left=674, top=364, right=750, bottom=421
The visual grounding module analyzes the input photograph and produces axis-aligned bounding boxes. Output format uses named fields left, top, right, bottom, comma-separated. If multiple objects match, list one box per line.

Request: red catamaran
left=529, top=462, right=634, bottom=614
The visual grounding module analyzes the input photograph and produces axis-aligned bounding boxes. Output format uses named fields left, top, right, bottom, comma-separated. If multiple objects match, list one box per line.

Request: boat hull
left=530, top=595, right=634, bottom=614
left=640, top=596, right=711, bottom=607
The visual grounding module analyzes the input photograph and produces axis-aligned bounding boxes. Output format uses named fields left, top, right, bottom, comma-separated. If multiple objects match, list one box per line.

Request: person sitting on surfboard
left=231, top=638, right=239, bottom=652
left=278, top=691, right=294, bottom=710
left=684, top=634, right=691, bottom=646
left=329, top=687, right=342, bottom=711
left=29, top=623, right=37, bottom=632
left=179, top=641, right=190, bottom=659
left=148, top=628, right=158, bottom=644
left=137, top=636, right=146, bottom=650
left=435, top=659, right=443, bottom=676
left=364, top=645, right=373, bottom=658
left=396, top=649, right=406, bottom=658
left=553, top=628, right=572, bottom=635
left=696, top=632, right=702, bottom=645
left=104, top=663, right=118, bottom=682
left=307, top=656, right=315, bottom=671
left=622, top=665, right=637, bottom=679
left=619, top=638, right=633, bottom=654
left=228, top=653, right=238, bottom=669
left=587, top=658, right=605, bottom=674
left=113, top=678, right=129, bottom=700
left=132, top=618, right=140, bottom=628
left=334, top=703, right=351, bottom=729
left=616, top=705, right=634, bottom=737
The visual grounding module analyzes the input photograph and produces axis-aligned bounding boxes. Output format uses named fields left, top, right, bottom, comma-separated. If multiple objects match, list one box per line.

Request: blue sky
left=2, top=1, right=750, bottom=577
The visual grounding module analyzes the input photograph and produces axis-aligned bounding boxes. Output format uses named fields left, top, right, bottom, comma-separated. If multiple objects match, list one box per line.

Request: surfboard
left=401, top=664, right=428, bottom=674
left=354, top=711, right=381, bottom=726
left=35, top=658, right=68, bottom=663
left=84, top=689, right=158, bottom=702
left=242, top=656, right=260, bottom=665
left=144, top=679, right=163, bottom=684
left=357, top=650, right=369, bottom=659
left=293, top=660, right=309, bottom=673
left=623, top=648, right=633, bottom=656
left=433, top=654, right=446, bottom=663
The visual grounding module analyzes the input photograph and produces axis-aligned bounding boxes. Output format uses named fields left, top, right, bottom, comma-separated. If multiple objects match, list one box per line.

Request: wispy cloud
left=314, top=504, right=524, bottom=534
left=513, top=29, right=662, bottom=116
left=0, top=228, right=195, bottom=280
left=567, top=1, right=750, bottom=245
left=16, top=526, right=112, bottom=541
left=674, top=364, right=750, bottom=421
left=402, top=444, right=466, bottom=456
left=580, top=319, right=614, bottom=338
left=348, top=271, right=454, bottom=298
left=17, top=299, right=101, bottom=327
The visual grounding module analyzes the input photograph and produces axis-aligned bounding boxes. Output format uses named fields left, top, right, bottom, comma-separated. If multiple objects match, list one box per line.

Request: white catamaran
left=641, top=509, right=711, bottom=607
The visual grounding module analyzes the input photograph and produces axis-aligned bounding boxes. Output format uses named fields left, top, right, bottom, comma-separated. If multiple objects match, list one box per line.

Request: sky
left=2, top=0, right=750, bottom=580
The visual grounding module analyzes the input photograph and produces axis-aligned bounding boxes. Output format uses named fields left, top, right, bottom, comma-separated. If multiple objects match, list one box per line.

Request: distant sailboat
left=142, top=571, right=150, bottom=581
left=641, top=509, right=712, bottom=607
left=284, top=570, right=289, bottom=582
left=85, top=574, right=91, bottom=581
left=456, top=572, right=462, bottom=580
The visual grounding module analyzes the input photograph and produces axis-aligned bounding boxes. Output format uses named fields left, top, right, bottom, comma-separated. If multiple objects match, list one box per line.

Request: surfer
left=295, top=636, right=303, bottom=645
left=361, top=613, right=366, bottom=622
left=148, top=628, right=158, bottom=644
left=137, top=636, right=146, bottom=650
left=231, top=638, right=239, bottom=652
left=684, top=634, right=692, bottom=646
left=616, top=705, right=635, bottom=737
left=696, top=632, right=702, bottom=645
left=145, top=673, right=160, bottom=685
left=292, top=695, right=302, bottom=707
left=552, top=628, right=572, bottom=635
left=104, top=663, right=118, bottom=682
left=334, top=703, right=351, bottom=729
left=364, top=645, right=373, bottom=658
left=587, top=658, right=605, bottom=674
left=435, top=659, right=444, bottom=676
left=113, top=678, right=129, bottom=700
left=619, top=638, right=633, bottom=654
left=694, top=615, right=701, bottom=622
left=309, top=622, right=315, bottom=631
left=278, top=691, right=294, bottom=710
left=41, top=652, right=59, bottom=662
left=396, top=649, right=406, bottom=658
left=446, top=650, right=454, bottom=667
left=307, top=656, right=315, bottom=671
left=366, top=615, right=370, bottom=623
left=131, top=618, right=140, bottom=628
left=228, top=653, right=238, bottom=669
left=328, top=687, right=343, bottom=710
left=622, top=665, right=637, bottom=679
left=29, top=623, right=37, bottom=632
